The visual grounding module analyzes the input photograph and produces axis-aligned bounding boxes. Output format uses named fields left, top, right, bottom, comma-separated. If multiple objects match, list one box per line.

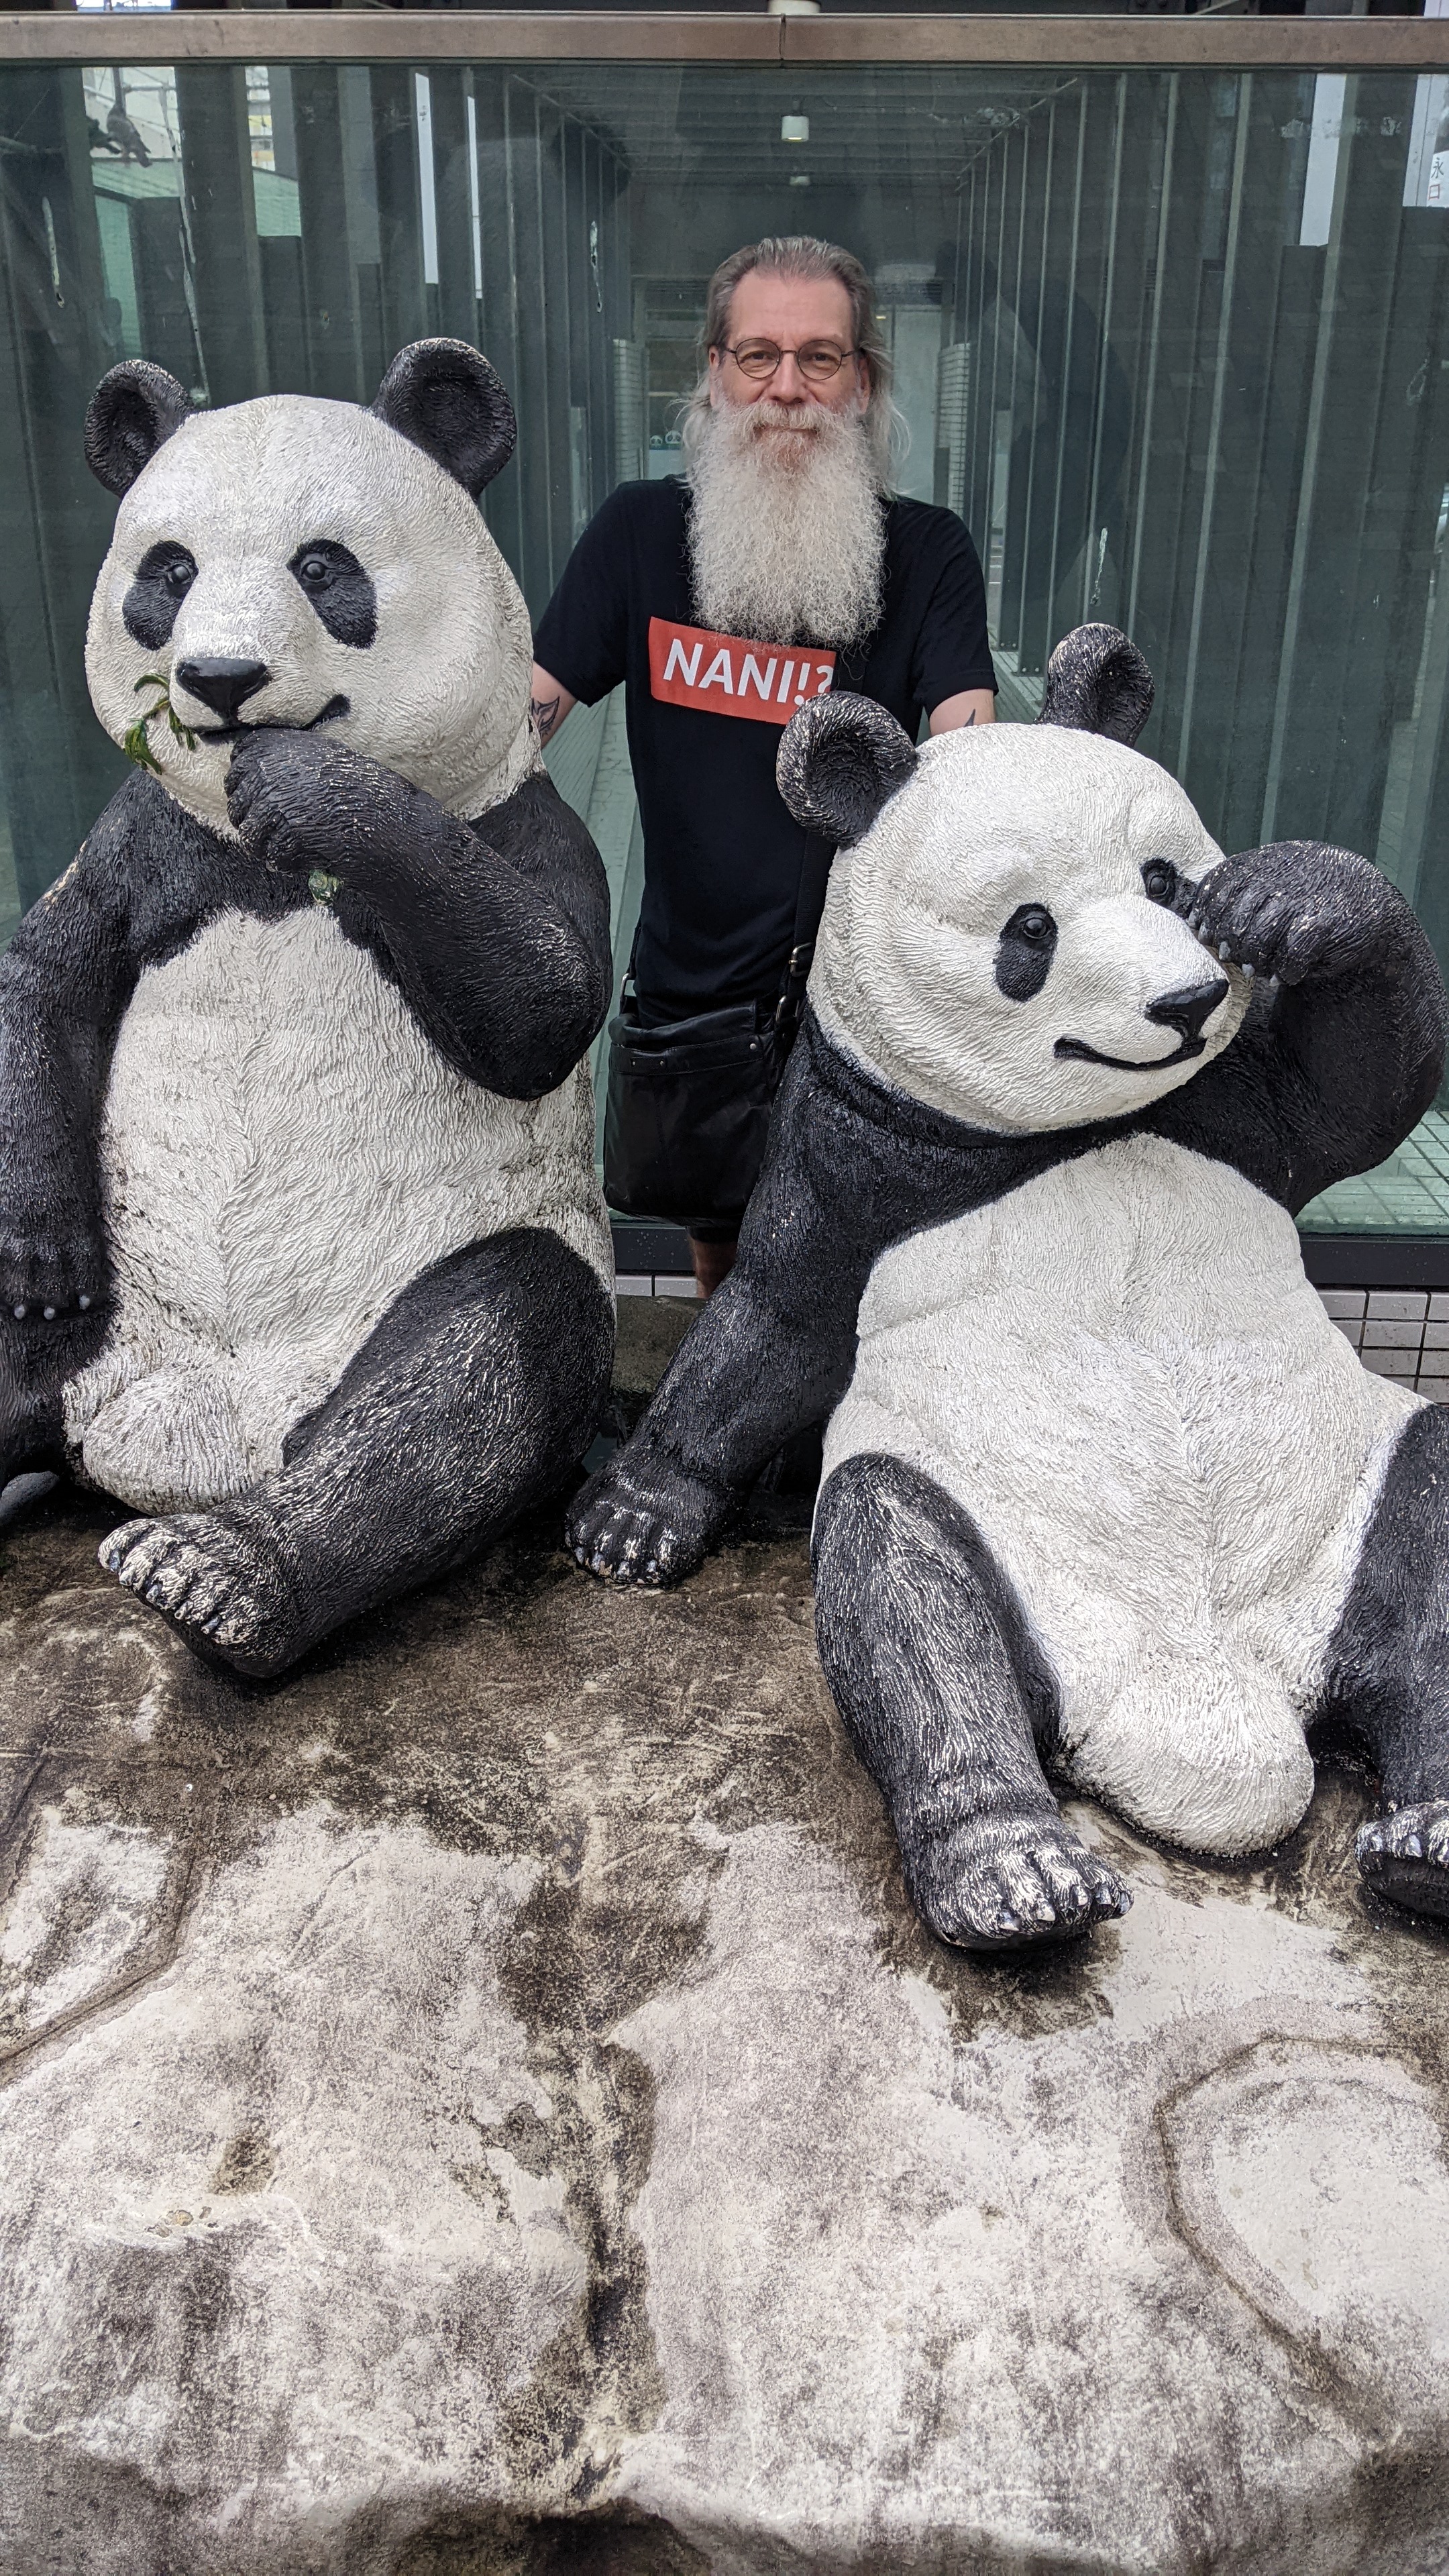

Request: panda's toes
left=566, top=1460, right=722, bottom=1587
left=910, top=1808, right=1131, bottom=1953
left=1356, top=1799, right=1449, bottom=1924
left=101, top=1508, right=300, bottom=1675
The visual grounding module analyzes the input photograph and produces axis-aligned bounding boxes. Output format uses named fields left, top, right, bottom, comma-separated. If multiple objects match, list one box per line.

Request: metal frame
left=5, top=11, right=1449, bottom=69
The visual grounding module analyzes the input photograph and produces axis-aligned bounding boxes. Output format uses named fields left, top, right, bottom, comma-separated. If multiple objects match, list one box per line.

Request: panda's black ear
left=373, top=339, right=517, bottom=496
left=777, top=692, right=918, bottom=847
left=84, top=360, right=193, bottom=498
left=1038, top=623, right=1154, bottom=747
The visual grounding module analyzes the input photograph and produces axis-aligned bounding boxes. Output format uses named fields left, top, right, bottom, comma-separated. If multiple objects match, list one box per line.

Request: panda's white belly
left=64, top=903, right=610, bottom=1509
left=822, top=1130, right=1419, bottom=1856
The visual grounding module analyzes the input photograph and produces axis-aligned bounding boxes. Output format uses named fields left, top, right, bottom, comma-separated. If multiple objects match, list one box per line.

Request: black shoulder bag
left=602, top=829, right=835, bottom=1229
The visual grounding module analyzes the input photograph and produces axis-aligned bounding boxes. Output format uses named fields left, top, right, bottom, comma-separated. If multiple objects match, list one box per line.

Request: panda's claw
left=565, top=1456, right=729, bottom=1589
left=1355, top=1799, right=1449, bottom=1925
left=910, top=1809, right=1131, bottom=1953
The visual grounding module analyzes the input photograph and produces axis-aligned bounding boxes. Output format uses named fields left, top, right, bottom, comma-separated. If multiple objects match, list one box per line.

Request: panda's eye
left=123, top=543, right=198, bottom=649
left=1142, top=858, right=1177, bottom=905
left=995, top=902, right=1059, bottom=1002
left=287, top=540, right=378, bottom=649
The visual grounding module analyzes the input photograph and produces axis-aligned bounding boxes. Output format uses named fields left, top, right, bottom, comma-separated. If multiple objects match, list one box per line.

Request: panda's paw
left=0, top=1203, right=109, bottom=1329
left=908, top=1807, right=1131, bottom=1953
left=1356, top=1800, right=1449, bottom=1925
left=566, top=1456, right=729, bottom=1587
left=101, top=1510, right=301, bottom=1678
left=227, top=729, right=385, bottom=879
left=1188, top=843, right=1387, bottom=986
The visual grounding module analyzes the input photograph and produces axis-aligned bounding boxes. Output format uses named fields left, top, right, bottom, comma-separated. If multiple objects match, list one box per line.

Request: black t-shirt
left=533, top=476, right=996, bottom=1020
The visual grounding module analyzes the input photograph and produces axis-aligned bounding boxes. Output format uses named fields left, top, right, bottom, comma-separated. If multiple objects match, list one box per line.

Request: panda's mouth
left=195, top=694, right=350, bottom=743
left=1055, top=1034, right=1206, bottom=1072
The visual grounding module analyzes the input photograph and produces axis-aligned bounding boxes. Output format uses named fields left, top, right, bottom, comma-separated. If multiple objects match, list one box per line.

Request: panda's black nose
left=174, top=657, right=271, bottom=725
left=1146, top=977, right=1230, bottom=1043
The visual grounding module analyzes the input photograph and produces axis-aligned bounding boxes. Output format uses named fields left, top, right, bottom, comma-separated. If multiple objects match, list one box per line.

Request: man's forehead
left=727, top=267, right=853, bottom=338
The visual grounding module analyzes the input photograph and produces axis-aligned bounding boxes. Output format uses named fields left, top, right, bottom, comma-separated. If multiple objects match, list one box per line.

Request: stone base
left=1, top=1397, right=1448, bottom=2573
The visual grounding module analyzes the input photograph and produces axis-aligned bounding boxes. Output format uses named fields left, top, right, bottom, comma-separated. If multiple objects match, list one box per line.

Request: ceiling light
left=781, top=113, right=810, bottom=144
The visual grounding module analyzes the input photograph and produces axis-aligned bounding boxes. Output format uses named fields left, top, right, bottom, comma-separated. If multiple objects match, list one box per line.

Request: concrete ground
left=1, top=1299, right=1447, bottom=2576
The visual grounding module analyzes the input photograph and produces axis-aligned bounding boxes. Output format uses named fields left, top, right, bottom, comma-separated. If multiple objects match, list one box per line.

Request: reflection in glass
left=2, top=56, right=1447, bottom=1228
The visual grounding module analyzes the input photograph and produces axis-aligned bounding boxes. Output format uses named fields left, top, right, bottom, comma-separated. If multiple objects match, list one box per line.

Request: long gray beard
left=686, top=400, right=885, bottom=650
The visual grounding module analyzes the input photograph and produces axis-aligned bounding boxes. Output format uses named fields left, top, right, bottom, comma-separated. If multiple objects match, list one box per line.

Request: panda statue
left=0, top=339, right=614, bottom=1677
left=568, top=625, right=1449, bottom=1949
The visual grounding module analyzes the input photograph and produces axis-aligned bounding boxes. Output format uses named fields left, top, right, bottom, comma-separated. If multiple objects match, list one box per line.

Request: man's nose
left=769, top=353, right=809, bottom=400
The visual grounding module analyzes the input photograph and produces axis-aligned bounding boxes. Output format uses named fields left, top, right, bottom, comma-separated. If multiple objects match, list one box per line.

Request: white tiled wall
left=616, top=1273, right=699, bottom=1299
left=1319, top=1289, right=1449, bottom=1401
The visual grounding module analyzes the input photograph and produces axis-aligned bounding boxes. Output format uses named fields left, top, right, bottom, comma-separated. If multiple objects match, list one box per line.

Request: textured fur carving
left=1, top=343, right=614, bottom=1674
left=568, top=627, right=1449, bottom=1948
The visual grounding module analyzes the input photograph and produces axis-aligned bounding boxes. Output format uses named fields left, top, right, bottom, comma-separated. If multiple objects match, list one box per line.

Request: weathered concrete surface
left=1, top=1311, right=1448, bottom=2575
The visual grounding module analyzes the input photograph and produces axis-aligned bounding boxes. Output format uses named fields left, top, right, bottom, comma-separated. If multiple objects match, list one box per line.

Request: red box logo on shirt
left=648, top=616, right=836, bottom=727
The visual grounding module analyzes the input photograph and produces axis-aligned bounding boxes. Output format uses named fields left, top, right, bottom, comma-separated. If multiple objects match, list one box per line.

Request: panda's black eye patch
left=123, top=541, right=198, bottom=649
left=288, top=540, right=377, bottom=649
left=1142, top=857, right=1177, bottom=906
left=995, top=902, right=1059, bottom=1002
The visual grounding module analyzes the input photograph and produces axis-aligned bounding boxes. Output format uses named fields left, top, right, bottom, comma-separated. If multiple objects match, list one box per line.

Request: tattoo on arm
left=531, top=693, right=562, bottom=745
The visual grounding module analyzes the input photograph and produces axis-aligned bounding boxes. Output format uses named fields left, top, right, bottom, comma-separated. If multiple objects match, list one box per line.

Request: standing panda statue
left=569, top=627, right=1449, bottom=1947
left=0, top=340, right=614, bottom=1676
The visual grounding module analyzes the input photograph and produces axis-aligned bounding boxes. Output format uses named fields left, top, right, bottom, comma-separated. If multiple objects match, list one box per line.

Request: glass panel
left=2, top=56, right=1447, bottom=1230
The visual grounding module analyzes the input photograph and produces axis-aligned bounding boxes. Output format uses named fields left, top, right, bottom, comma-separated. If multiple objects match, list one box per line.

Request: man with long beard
left=531, top=235, right=996, bottom=1295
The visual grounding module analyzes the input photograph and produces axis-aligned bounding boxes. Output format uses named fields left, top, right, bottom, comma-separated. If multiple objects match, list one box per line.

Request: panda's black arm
left=227, top=737, right=612, bottom=1098
left=568, top=1032, right=873, bottom=1582
left=1150, top=842, right=1446, bottom=1210
left=0, top=812, right=140, bottom=1324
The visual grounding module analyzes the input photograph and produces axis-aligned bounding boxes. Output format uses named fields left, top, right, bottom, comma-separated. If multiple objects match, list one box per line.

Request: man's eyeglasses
left=718, top=339, right=861, bottom=385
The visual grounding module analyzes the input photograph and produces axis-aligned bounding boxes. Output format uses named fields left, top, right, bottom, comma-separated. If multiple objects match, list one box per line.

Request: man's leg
left=688, top=1224, right=738, bottom=1300
left=99, top=1229, right=612, bottom=1677
left=813, top=1452, right=1131, bottom=1951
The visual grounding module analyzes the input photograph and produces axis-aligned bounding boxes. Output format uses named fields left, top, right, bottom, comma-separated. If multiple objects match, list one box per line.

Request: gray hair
left=680, top=235, right=903, bottom=487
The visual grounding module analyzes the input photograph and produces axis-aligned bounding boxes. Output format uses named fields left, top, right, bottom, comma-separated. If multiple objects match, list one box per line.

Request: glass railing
left=3, top=15, right=1448, bottom=1237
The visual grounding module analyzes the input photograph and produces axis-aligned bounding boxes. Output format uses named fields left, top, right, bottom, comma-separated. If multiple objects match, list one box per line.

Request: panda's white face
left=811, top=723, right=1249, bottom=1133
left=85, top=396, right=533, bottom=835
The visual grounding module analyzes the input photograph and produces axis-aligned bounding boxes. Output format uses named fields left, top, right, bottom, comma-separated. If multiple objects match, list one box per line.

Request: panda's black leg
left=0, top=1311, right=103, bottom=1505
left=1322, top=1403, right=1449, bottom=1925
left=99, top=1230, right=613, bottom=1678
left=813, top=1454, right=1131, bottom=1952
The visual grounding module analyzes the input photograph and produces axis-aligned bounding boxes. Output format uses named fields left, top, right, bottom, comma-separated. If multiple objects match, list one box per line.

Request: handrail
left=3, top=9, right=1449, bottom=69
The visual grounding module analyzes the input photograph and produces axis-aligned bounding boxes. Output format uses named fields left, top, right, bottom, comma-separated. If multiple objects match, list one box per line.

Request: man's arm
left=531, top=664, right=577, bottom=748
left=930, top=688, right=996, bottom=734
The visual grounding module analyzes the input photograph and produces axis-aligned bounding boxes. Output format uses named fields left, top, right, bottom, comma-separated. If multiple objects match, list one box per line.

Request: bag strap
left=775, top=828, right=835, bottom=1034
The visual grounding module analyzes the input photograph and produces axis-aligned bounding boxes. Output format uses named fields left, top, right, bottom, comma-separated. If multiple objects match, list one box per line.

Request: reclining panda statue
left=569, top=625, right=1449, bottom=1947
left=0, top=339, right=614, bottom=1676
